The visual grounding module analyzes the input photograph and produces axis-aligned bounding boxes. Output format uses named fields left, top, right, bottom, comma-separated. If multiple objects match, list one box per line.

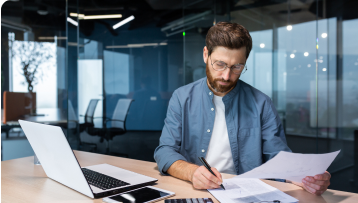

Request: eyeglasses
left=210, top=55, right=247, bottom=75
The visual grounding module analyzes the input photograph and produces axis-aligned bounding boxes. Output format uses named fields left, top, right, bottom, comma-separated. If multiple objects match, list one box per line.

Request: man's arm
left=167, top=160, right=223, bottom=189
left=154, top=91, right=222, bottom=189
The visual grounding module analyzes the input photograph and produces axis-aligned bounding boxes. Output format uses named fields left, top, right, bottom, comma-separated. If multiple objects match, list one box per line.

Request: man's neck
left=206, top=79, right=236, bottom=97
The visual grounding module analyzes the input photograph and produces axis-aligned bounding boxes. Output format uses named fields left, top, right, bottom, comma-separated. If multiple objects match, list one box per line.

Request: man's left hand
left=301, top=171, right=331, bottom=195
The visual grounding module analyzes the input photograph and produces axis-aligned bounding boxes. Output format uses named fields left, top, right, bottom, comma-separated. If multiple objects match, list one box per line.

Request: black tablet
left=102, top=186, right=175, bottom=203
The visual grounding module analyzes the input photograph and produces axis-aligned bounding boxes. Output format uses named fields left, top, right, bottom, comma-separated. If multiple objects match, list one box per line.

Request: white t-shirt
left=205, top=95, right=236, bottom=174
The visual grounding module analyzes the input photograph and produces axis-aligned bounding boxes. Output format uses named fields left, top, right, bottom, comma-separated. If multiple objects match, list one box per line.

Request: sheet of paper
left=208, top=178, right=298, bottom=203
left=235, top=150, right=340, bottom=183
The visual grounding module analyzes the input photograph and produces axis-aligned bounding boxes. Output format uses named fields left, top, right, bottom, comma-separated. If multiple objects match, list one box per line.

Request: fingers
left=314, top=172, right=331, bottom=181
left=191, top=166, right=221, bottom=189
left=201, top=167, right=221, bottom=185
left=302, top=174, right=330, bottom=196
left=302, top=183, right=324, bottom=195
left=211, top=167, right=223, bottom=183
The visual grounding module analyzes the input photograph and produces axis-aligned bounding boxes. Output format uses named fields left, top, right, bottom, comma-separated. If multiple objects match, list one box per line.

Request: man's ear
left=203, top=46, right=208, bottom=64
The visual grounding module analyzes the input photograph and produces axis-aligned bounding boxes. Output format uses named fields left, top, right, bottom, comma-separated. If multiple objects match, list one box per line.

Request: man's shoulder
left=173, top=77, right=206, bottom=98
left=238, top=80, right=272, bottom=103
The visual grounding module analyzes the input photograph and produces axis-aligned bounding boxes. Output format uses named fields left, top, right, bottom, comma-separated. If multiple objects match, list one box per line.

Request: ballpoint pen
left=198, top=157, right=226, bottom=190
left=250, top=201, right=281, bottom=203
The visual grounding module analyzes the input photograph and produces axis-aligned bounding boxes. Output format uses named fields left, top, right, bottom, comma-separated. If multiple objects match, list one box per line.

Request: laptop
left=18, top=120, right=158, bottom=198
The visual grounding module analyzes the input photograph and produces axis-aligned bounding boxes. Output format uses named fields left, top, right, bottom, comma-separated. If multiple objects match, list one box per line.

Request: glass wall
left=1, top=0, right=67, bottom=160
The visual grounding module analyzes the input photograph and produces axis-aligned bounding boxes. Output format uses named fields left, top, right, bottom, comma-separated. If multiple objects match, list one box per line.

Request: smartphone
left=102, top=186, right=175, bottom=203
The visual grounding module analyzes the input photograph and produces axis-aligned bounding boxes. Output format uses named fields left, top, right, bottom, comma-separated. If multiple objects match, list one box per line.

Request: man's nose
left=221, top=67, right=231, bottom=81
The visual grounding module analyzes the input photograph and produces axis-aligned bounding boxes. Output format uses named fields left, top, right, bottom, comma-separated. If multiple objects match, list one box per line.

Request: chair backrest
left=111, top=99, right=133, bottom=130
left=3, top=91, right=36, bottom=123
left=84, top=99, right=99, bottom=124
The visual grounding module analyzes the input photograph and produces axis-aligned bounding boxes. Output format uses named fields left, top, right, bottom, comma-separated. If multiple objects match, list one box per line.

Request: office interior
left=1, top=0, right=357, bottom=194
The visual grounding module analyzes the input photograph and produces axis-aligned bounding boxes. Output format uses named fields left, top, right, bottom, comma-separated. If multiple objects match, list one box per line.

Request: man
left=154, top=22, right=331, bottom=195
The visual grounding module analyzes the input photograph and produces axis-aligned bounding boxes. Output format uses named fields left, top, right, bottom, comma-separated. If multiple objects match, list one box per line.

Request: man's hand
left=166, top=160, right=223, bottom=190
left=301, top=171, right=331, bottom=195
left=191, top=166, right=223, bottom=189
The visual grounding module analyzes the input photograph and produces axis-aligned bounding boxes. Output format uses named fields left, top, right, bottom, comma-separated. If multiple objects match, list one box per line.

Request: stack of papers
left=209, top=178, right=298, bottom=203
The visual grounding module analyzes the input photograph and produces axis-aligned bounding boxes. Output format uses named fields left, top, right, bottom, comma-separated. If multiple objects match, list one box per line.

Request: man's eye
left=216, top=62, right=226, bottom=67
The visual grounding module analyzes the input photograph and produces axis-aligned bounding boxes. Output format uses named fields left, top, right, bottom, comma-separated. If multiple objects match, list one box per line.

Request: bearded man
left=154, top=22, right=331, bottom=195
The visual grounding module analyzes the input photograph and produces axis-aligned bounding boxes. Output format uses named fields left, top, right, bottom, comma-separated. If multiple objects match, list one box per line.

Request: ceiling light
left=106, top=42, right=168, bottom=49
left=287, top=25, right=292, bottom=31
left=322, top=68, right=327, bottom=71
left=113, top=15, right=135, bottom=29
left=321, top=33, right=327, bottom=38
left=260, top=43, right=265, bottom=48
left=69, top=13, right=122, bottom=20
left=290, top=54, right=295, bottom=58
left=308, top=64, right=311, bottom=67
left=37, top=6, right=48, bottom=15
left=39, top=36, right=67, bottom=40
left=84, top=14, right=122, bottom=20
left=70, top=13, right=85, bottom=18
left=304, top=52, right=309, bottom=57
left=67, top=17, right=78, bottom=26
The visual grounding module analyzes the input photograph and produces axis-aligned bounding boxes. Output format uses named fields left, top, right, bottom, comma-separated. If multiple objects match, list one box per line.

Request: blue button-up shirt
left=154, top=77, right=291, bottom=175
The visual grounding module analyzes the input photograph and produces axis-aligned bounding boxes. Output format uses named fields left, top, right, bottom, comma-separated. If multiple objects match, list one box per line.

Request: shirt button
left=211, top=108, right=214, bottom=111
left=207, top=129, right=210, bottom=133
left=209, top=92, right=212, bottom=95
left=202, top=149, right=205, bottom=153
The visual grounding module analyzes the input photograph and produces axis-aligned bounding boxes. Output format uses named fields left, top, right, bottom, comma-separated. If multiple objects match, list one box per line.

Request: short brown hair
left=206, top=22, right=252, bottom=59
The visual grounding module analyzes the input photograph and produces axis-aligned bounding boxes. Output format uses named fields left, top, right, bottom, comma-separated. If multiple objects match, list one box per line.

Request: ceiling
left=1, top=0, right=357, bottom=39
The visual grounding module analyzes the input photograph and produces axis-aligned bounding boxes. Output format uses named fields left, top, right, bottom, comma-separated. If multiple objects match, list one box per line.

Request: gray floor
left=2, top=128, right=358, bottom=193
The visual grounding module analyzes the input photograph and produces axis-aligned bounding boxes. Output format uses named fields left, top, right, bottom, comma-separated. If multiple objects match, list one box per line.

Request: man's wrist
left=187, top=164, right=199, bottom=182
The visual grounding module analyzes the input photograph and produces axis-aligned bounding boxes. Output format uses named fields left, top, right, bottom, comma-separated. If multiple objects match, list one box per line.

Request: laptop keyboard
left=82, top=168, right=130, bottom=190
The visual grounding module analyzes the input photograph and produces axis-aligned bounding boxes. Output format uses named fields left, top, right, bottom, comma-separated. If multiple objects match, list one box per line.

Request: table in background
left=2, top=151, right=358, bottom=203
left=1, top=108, right=68, bottom=138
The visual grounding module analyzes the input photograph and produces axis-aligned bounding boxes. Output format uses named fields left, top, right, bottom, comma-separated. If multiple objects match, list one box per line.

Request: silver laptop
left=18, top=120, right=157, bottom=198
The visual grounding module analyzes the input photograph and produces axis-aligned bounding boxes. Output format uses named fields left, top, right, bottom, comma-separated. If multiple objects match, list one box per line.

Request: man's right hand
left=191, top=165, right=223, bottom=189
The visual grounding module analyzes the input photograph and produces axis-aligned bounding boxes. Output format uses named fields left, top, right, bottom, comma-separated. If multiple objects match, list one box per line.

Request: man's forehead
left=210, top=46, right=246, bottom=63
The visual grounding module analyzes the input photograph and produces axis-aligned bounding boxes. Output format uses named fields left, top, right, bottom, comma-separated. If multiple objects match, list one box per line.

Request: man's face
left=203, top=46, right=246, bottom=95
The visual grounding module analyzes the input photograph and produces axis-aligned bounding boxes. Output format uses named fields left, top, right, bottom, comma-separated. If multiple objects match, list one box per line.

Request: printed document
left=208, top=178, right=298, bottom=203
left=235, top=150, right=340, bottom=183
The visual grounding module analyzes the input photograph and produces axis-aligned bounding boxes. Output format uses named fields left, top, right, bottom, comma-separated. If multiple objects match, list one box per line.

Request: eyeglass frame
left=209, top=55, right=247, bottom=75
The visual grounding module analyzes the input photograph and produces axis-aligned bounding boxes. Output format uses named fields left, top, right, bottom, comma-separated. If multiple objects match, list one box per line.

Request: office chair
left=78, top=99, right=100, bottom=152
left=100, top=99, right=133, bottom=157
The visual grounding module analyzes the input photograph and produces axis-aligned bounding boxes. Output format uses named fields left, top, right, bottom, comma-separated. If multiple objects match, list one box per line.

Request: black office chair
left=100, top=99, right=133, bottom=156
left=79, top=99, right=100, bottom=152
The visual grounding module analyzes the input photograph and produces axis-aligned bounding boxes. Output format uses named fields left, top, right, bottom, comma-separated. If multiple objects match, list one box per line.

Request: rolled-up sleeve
left=261, top=97, right=292, bottom=162
left=154, top=90, right=188, bottom=175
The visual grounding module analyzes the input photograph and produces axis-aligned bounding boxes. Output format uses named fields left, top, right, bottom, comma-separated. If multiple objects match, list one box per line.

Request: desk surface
left=2, top=151, right=358, bottom=203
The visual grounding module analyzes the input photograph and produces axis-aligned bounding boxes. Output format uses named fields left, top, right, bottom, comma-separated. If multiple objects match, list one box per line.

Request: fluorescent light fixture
left=70, top=13, right=85, bottom=18
left=84, top=14, right=122, bottom=20
left=287, top=25, right=292, bottom=31
left=106, top=42, right=167, bottom=49
left=304, top=52, right=309, bottom=56
left=290, top=54, right=295, bottom=58
left=321, top=33, right=327, bottom=38
left=39, top=36, right=67, bottom=40
left=259, top=43, right=265, bottom=48
left=67, top=17, right=78, bottom=26
left=113, top=15, right=135, bottom=29
left=322, top=68, right=327, bottom=71
left=70, top=13, right=122, bottom=20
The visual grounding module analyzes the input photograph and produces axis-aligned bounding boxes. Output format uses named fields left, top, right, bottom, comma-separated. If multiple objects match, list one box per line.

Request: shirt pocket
left=238, top=127, right=262, bottom=170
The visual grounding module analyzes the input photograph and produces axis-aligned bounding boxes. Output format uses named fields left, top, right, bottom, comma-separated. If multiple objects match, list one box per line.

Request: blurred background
left=1, top=0, right=358, bottom=193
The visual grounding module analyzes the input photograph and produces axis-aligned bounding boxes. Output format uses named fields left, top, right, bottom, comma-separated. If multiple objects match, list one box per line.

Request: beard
left=206, top=62, right=239, bottom=93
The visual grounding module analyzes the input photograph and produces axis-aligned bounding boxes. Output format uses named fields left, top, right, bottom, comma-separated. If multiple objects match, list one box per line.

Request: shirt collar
left=203, top=77, right=240, bottom=102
